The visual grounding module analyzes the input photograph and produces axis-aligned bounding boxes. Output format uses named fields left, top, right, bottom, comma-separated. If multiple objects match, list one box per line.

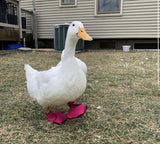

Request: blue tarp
left=4, top=43, right=23, bottom=50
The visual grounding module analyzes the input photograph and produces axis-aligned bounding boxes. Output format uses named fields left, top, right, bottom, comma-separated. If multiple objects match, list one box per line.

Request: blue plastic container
left=4, top=43, right=23, bottom=50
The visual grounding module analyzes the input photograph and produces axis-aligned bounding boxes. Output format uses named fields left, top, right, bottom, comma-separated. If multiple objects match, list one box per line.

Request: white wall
left=21, top=0, right=159, bottom=39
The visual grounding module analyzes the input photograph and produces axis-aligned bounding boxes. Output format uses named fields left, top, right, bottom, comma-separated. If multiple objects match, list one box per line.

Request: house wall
left=21, top=0, right=32, bottom=11
left=21, top=0, right=158, bottom=39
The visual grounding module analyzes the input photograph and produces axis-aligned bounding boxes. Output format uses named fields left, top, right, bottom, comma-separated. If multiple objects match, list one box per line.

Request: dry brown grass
left=0, top=50, right=160, bottom=144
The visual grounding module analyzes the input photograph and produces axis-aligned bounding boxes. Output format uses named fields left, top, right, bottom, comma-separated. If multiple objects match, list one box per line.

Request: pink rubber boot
left=46, top=110, right=67, bottom=124
left=67, top=101, right=87, bottom=119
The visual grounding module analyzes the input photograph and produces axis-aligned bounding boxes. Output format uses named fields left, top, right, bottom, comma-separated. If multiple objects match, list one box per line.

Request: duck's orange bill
left=77, top=27, right=93, bottom=41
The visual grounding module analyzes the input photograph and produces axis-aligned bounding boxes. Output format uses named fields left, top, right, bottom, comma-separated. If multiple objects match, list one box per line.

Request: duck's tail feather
left=24, top=64, right=39, bottom=100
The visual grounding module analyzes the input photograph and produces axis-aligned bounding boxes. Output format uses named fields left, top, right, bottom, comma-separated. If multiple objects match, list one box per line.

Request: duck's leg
left=46, top=107, right=50, bottom=113
left=45, top=107, right=67, bottom=124
left=67, top=101, right=87, bottom=119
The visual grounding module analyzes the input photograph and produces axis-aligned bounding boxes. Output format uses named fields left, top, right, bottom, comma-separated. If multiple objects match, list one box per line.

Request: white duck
left=24, top=21, right=92, bottom=123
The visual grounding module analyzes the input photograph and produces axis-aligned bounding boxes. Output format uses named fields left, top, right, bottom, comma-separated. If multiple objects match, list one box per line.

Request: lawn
left=0, top=50, right=160, bottom=144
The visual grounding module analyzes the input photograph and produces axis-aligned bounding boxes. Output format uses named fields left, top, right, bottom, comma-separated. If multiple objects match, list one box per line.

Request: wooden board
left=0, top=29, right=33, bottom=41
left=0, top=29, right=19, bottom=41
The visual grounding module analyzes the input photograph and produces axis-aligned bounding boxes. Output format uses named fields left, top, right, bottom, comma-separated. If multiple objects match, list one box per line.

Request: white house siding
left=21, top=0, right=159, bottom=39
left=21, top=0, right=32, bottom=11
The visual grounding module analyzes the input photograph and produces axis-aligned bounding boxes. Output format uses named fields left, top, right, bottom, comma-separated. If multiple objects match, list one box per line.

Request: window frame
left=59, top=0, right=77, bottom=7
left=95, top=0, right=123, bottom=16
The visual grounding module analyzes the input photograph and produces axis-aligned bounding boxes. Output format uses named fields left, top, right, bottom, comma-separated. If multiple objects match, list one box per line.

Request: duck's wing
left=37, top=64, right=61, bottom=85
left=24, top=64, right=61, bottom=100
left=75, top=58, right=87, bottom=74
left=24, top=64, right=40, bottom=100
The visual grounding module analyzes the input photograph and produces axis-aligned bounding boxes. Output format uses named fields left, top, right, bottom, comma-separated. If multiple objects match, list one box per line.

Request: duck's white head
left=67, top=21, right=93, bottom=41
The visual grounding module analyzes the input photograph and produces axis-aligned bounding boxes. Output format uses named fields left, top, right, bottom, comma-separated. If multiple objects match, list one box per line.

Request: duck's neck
left=62, top=35, right=78, bottom=60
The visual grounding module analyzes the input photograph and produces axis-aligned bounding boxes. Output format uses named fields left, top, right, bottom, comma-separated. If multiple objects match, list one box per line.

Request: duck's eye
left=72, top=24, right=75, bottom=27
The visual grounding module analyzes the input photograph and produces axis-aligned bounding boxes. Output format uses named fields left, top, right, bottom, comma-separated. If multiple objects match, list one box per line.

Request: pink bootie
left=46, top=110, right=67, bottom=124
left=67, top=101, right=87, bottom=119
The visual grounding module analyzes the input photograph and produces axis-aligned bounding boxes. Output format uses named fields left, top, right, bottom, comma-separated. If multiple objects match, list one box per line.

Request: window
left=59, top=0, right=77, bottom=7
left=100, top=42, right=116, bottom=49
left=95, top=0, right=123, bottom=16
left=134, top=43, right=158, bottom=50
left=62, top=0, right=75, bottom=5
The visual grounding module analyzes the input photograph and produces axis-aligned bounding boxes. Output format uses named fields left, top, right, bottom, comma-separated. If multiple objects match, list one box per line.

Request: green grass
left=0, top=50, right=160, bottom=144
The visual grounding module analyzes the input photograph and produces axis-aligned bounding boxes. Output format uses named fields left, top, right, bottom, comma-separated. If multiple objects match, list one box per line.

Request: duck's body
left=25, top=21, right=92, bottom=123
left=25, top=57, right=86, bottom=107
